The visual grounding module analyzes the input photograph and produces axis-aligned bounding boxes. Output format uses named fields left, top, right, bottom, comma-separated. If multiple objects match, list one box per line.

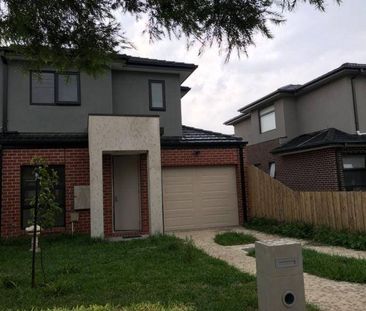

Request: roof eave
left=272, top=141, right=366, bottom=155
left=161, top=141, right=247, bottom=148
left=238, top=92, right=293, bottom=114
left=224, top=113, right=251, bottom=125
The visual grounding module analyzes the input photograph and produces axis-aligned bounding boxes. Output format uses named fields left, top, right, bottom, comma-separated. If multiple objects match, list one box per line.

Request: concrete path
left=172, top=227, right=366, bottom=311
left=235, top=227, right=366, bottom=260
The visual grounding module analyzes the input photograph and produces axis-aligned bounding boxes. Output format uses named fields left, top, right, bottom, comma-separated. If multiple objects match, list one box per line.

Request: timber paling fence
left=248, top=165, right=366, bottom=232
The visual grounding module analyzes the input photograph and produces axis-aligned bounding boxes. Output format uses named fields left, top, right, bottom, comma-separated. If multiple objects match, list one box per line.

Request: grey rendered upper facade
left=0, top=49, right=197, bottom=137
left=226, top=63, right=366, bottom=145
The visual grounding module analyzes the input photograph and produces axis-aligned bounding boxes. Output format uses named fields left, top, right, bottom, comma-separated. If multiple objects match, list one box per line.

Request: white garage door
left=162, top=166, right=239, bottom=231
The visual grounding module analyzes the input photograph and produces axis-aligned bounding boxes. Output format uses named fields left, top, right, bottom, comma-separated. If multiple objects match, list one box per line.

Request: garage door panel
left=163, top=166, right=239, bottom=231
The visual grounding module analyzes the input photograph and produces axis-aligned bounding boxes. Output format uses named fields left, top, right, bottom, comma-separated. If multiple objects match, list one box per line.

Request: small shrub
left=246, top=218, right=366, bottom=250
left=214, top=232, right=257, bottom=246
left=245, top=249, right=255, bottom=258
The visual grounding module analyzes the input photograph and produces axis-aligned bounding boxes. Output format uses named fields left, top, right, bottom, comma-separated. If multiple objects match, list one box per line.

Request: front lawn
left=214, top=232, right=257, bottom=246
left=0, top=234, right=258, bottom=311
left=246, top=248, right=366, bottom=284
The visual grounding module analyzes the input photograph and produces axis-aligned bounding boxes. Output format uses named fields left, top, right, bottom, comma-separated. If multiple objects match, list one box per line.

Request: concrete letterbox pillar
left=255, top=240, right=305, bottom=311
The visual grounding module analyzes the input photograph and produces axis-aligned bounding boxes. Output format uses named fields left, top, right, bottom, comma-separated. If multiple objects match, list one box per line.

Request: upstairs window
left=149, top=80, right=166, bottom=111
left=342, top=155, right=366, bottom=191
left=31, top=71, right=80, bottom=105
left=259, top=105, right=276, bottom=133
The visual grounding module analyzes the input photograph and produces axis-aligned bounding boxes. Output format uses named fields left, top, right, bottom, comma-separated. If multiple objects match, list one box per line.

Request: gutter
left=1, top=55, right=8, bottom=133
left=239, top=146, right=248, bottom=224
left=351, top=68, right=366, bottom=135
left=0, top=54, right=6, bottom=238
left=0, top=147, right=2, bottom=238
left=351, top=74, right=360, bottom=133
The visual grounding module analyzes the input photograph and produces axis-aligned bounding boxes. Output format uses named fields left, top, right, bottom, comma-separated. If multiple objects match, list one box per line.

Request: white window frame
left=269, top=162, right=276, bottom=178
left=259, top=105, right=276, bottom=133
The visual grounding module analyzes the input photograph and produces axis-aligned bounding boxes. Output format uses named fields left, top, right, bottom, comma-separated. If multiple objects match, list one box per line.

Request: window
left=31, top=71, right=80, bottom=105
left=259, top=105, right=276, bottom=133
left=269, top=162, right=276, bottom=178
left=149, top=80, right=166, bottom=111
left=342, top=155, right=366, bottom=191
left=21, top=166, right=65, bottom=229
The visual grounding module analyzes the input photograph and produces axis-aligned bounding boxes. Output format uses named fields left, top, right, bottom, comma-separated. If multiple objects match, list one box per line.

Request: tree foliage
left=0, top=0, right=341, bottom=74
left=28, top=157, right=61, bottom=229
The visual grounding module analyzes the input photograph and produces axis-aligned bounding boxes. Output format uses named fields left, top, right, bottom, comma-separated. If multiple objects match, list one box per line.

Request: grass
left=245, top=218, right=366, bottom=251
left=246, top=247, right=366, bottom=283
left=214, top=232, right=257, bottom=246
left=0, top=234, right=319, bottom=311
left=0, top=234, right=259, bottom=311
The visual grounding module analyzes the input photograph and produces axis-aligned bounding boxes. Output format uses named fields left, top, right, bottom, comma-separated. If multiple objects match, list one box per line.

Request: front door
left=113, top=155, right=141, bottom=231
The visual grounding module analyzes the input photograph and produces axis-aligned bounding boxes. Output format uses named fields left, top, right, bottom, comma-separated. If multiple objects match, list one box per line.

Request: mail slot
left=276, top=257, right=298, bottom=269
left=255, top=239, right=306, bottom=311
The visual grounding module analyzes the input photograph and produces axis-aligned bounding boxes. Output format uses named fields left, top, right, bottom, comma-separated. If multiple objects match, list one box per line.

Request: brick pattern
left=1, top=147, right=247, bottom=238
left=246, top=139, right=280, bottom=173
left=102, top=154, right=113, bottom=237
left=140, top=154, right=149, bottom=234
left=276, top=148, right=339, bottom=191
left=247, top=140, right=340, bottom=191
left=161, top=148, right=246, bottom=225
left=1, top=148, right=90, bottom=238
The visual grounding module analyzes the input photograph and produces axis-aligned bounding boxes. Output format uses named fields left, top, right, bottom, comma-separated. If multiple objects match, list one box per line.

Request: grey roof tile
left=0, top=126, right=245, bottom=147
left=162, top=125, right=245, bottom=146
left=272, top=128, right=366, bottom=154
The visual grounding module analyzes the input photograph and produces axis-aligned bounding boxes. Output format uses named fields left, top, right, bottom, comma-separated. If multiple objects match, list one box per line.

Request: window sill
left=150, top=107, right=166, bottom=112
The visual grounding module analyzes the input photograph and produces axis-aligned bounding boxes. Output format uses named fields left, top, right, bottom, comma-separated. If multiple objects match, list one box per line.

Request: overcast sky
left=119, top=1, right=366, bottom=134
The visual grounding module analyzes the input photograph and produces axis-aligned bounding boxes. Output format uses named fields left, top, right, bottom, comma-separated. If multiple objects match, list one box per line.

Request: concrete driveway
left=172, top=227, right=366, bottom=311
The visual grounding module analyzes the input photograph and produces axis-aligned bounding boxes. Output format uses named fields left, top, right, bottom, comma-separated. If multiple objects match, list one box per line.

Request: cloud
left=117, top=1, right=366, bottom=134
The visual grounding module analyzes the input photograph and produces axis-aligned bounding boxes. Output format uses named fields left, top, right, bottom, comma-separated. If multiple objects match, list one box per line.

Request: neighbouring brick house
left=225, top=63, right=366, bottom=191
left=0, top=48, right=247, bottom=238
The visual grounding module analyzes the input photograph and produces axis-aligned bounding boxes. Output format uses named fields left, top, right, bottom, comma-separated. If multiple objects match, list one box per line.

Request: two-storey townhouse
left=0, top=48, right=247, bottom=238
left=226, top=63, right=366, bottom=192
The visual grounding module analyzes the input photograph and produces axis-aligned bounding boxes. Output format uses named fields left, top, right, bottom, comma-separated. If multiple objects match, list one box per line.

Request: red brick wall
left=1, top=148, right=90, bottom=238
left=1, top=146, right=247, bottom=238
left=140, top=154, right=149, bottom=234
left=276, top=148, right=339, bottom=191
left=247, top=140, right=340, bottom=191
left=102, top=154, right=113, bottom=237
left=246, top=139, right=280, bottom=173
left=161, top=147, right=246, bottom=225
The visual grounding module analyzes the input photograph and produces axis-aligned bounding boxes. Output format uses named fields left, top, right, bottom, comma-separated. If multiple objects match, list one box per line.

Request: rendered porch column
left=88, top=115, right=163, bottom=238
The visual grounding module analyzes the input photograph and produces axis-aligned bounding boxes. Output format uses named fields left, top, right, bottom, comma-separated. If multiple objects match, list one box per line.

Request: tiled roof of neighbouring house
left=272, top=128, right=366, bottom=154
left=0, top=126, right=245, bottom=147
left=161, top=126, right=245, bottom=146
